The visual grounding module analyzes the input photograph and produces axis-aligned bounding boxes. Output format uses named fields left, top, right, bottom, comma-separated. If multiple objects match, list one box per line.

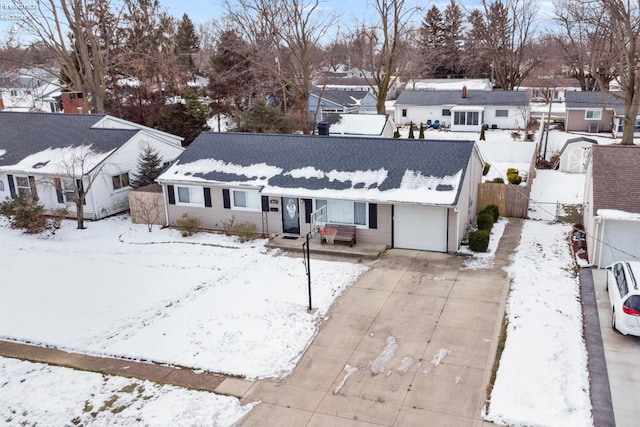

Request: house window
left=495, top=109, right=509, bottom=118
left=176, top=186, right=204, bottom=206
left=112, top=173, right=130, bottom=190
left=316, top=199, right=366, bottom=226
left=62, top=179, right=77, bottom=202
left=454, top=111, right=479, bottom=126
left=585, top=109, right=602, bottom=120
left=15, top=176, right=31, bottom=198
left=232, top=189, right=261, bottom=211
left=402, top=109, right=407, bottom=117
left=442, top=109, right=451, bottom=116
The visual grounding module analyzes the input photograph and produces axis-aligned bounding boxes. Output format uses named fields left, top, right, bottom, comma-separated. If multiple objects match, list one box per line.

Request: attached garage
left=596, top=218, right=640, bottom=268
left=393, top=204, right=448, bottom=252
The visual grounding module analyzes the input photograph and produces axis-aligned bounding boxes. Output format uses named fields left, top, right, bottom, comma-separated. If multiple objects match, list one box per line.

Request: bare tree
left=17, top=0, right=121, bottom=113
left=53, top=145, right=108, bottom=229
left=478, top=0, right=539, bottom=90
left=553, top=0, right=615, bottom=91
left=129, top=186, right=163, bottom=231
left=222, top=0, right=339, bottom=134
left=352, top=0, right=419, bottom=114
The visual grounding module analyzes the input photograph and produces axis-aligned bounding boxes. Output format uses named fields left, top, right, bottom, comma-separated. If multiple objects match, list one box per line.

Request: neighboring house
left=0, top=75, right=62, bottom=113
left=321, top=113, right=396, bottom=138
left=583, top=145, right=640, bottom=267
left=309, top=88, right=377, bottom=122
left=556, top=137, right=597, bottom=173
left=517, top=77, right=581, bottom=103
left=394, top=88, right=531, bottom=131
left=156, top=132, right=484, bottom=253
left=565, top=91, right=636, bottom=137
left=318, top=75, right=399, bottom=100
left=0, top=112, right=184, bottom=220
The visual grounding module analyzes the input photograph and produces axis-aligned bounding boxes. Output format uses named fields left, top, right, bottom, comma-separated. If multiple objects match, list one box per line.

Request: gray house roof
left=310, top=88, right=372, bottom=108
left=395, top=89, right=530, bottom=107
left=565, top=91, right=626, bottom=115
left=0, top=112, right=138, bottom=168
left=159, top=132, right=478, bottom=206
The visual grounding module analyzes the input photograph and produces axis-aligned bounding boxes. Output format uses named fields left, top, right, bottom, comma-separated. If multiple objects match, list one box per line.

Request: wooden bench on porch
left=320, top=224, right=357, bottom=246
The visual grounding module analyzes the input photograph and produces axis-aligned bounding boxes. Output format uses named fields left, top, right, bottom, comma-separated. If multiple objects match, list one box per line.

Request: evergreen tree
left=176, top=13, right=200, bottom=76
left=230, top=98, right=293, bottom=134
left=419, top=6, right=445, bottom=77
left=442, top=0, right=465, bottom=77
left=130, top=145, right=164, bottom=189
left=408, top=122, right=415, bottom=139
left=419, top=123, right=425, bottom=139
left=149, top=91, right=210, bottom=146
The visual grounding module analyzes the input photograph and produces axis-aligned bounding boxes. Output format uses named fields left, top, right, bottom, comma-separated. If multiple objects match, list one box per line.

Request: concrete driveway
left=593, top=268, right=640, bottom=427
left=229, top=219, right=523, bottom=427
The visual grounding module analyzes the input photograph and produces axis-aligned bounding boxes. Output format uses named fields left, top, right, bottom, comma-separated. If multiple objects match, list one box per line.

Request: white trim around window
left=176, top=185, right=204, bottom=206
left=316, top=199, right=367, bottom=227
left=585, top=109, right=602, bottom=120
left=231, top=189, right=261, bottom=211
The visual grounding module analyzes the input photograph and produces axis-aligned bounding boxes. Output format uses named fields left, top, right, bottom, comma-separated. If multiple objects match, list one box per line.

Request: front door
left=282, top=197, right=301, bottom=235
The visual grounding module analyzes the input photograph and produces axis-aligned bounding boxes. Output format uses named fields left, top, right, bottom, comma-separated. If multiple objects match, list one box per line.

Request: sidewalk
left=0, top=340, right=226, bottom=392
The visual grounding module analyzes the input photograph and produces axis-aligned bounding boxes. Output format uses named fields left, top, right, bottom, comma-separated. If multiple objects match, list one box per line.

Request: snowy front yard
left=0, top=216, right=367, bottom=425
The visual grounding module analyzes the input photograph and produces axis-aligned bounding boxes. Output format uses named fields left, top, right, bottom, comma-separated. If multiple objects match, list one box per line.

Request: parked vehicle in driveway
left=606, top=261, right=640, bottom=336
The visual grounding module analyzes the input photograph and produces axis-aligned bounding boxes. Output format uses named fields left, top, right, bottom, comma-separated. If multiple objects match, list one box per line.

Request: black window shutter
left=261, top=195, right=269, bottom=212
left=223, top=189, right=231, bottom=209
left=28, top=176, right=38, bottom=200
left=369, top=203, right=378, bottom=229
left=204, top=188, right=212, bottom=207
left=7, top=174, right=16, bottom=198
left=76, top=179, right=86, bottom=205
left=54, top=178, right=64, bottom=203
left=303, top=199, right=312, bottom=223
left=167, top=185, right=175, bottom=204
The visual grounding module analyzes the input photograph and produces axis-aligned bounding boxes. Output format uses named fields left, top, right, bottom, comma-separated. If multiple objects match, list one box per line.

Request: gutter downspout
left=161, top=183, right=170, bottom=227
left=593, top=216, right=602, bottom=268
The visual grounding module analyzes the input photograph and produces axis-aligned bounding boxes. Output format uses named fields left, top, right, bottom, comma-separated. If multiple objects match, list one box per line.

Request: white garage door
left=600, top=220, right=640, bottom=267
left=394, top=205, right=448, bottom=252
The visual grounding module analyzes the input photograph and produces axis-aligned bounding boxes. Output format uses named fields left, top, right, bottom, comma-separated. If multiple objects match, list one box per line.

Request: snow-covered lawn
left=0, top=357, right=256, bottom=427
left=0, top=216, right=367, bottom=425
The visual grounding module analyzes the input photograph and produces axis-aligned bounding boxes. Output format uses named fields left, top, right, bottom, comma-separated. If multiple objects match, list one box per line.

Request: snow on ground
left=0, top=357, right=256, bottom=427
left=484, top=220, right=592, bottom=427
left=0, top=216, right=367, bottom=379
left=0, top=216, right=367, bottom=425
left=528, top=169, right=586, bottom=221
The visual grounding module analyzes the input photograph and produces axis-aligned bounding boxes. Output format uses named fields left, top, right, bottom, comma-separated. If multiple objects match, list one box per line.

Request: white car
left=606, top=261, right=640, bottom=336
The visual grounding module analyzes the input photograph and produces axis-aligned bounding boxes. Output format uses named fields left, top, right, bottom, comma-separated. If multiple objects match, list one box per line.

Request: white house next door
left=394, top=205, right=447, bottom=252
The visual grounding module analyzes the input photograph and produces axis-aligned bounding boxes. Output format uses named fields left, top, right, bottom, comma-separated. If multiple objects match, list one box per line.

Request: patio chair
left=426, top=119, right=432, bottom=128
left=432, top=120, right=440, bottom=129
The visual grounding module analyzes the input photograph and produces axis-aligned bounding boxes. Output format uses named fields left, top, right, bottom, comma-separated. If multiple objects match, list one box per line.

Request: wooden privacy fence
left=128, top=183, right=166, bottom=226
left=477, top=181, right=531, bottom=218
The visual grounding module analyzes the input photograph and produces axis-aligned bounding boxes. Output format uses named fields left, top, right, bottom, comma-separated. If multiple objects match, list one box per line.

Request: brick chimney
left=461, top=85, right=467, bottom=99
left=61, top=92, right=87, bottom=114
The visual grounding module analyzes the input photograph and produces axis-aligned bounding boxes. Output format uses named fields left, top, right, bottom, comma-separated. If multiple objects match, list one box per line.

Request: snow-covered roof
left=324, top=114, right=392, bottom=137
left=158, top=132, right=478, bottom=206
left=408, top=79, right=492, bottom=91
left=0, top=112, right=139, bottom=173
